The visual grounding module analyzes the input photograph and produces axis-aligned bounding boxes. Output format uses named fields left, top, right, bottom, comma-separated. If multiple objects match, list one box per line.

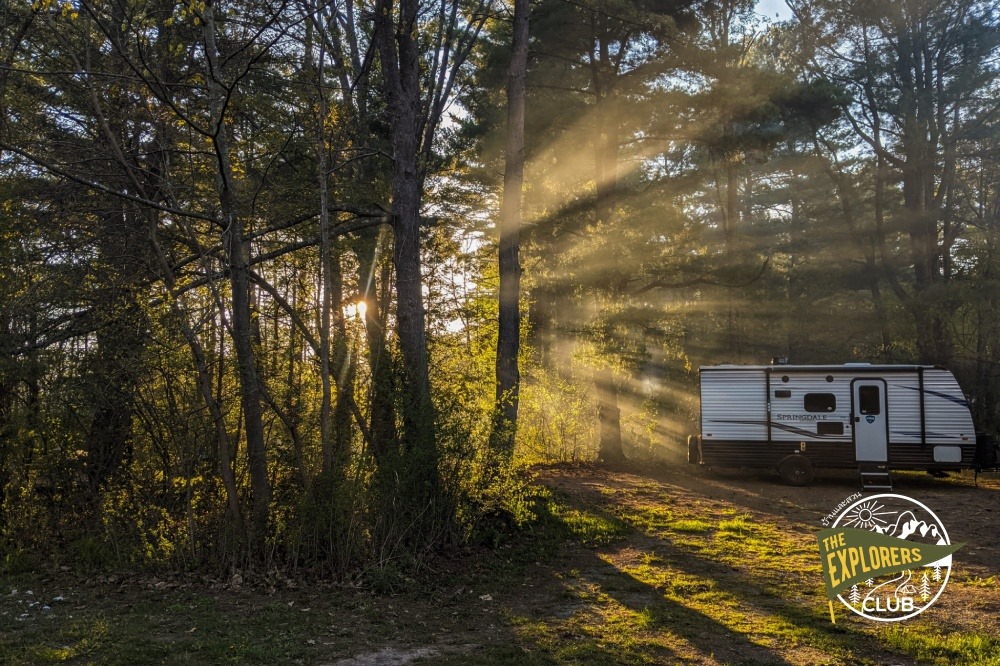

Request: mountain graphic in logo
left=870, top=510, right=947, bottom=545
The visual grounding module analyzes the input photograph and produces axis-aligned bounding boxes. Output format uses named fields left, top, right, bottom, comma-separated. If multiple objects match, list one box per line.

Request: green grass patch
left=881, top=625, right=1000, bottom=665
left=517, top=487, right=630, bottom=549
left=958, top=575, right=997, bottom=588
left=506, top=604, right=682, bottom=665
left=612, top=504, right=674, bottom=535
left=668, top=519, right=712, bottom=533
left=557, top=508, right=629, bottom=547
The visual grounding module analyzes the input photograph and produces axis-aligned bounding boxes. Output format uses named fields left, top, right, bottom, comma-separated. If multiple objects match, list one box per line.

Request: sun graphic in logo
left=840, top=500, right=892, bottom=531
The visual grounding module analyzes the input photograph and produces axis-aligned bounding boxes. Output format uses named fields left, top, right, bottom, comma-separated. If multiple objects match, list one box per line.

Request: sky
left=756, top=0, right=793, bottom=21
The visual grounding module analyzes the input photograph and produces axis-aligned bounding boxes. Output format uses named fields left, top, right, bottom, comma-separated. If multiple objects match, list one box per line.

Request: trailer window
left=804, top=393, right=836, bottom=412
left=817, top=422, right=844, bottom=436
left=859, top=386, right=881, bottom=415
left=774, top=389, right=791, bottom=398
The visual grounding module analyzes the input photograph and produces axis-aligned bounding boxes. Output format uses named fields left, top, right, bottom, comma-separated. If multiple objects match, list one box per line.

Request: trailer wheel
left=687, top=435, right=700, bottom=464
left=779, top=456, right=813, bottom=486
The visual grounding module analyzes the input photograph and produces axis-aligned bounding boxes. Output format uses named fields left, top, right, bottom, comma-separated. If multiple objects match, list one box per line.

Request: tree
left=514, top=0, right=698, bottom=461
left=793, top=0, right=1000, bottom=365
left=492, top=0, right=529, bottom=460
left=372, top=0, right=492, bottom=523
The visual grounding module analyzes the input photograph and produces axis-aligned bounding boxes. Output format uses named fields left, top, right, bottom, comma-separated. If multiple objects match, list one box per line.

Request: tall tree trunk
left=84, top=207, right=146, bottom=497
left=286, top=278, right=309, bottom=488
left=596, top=368, right=624, bottom=464
left=591, top=27, right=625, bottom=463
left=375, top=0, right=437, bottom=493
left=492, top=0, right=528, bottom=460
left=896, top=21, right=953, bottom=367
left=975, top=197, right=999, bottom=432
left=725, top=159, right=739, bottom=248
left=202, top=1, right=270, bottom=542
left=84, top=318, right=141, bottom=491
left=330, top=244, right=355, bottom=468
left=317, top=62, right=336, bottom=475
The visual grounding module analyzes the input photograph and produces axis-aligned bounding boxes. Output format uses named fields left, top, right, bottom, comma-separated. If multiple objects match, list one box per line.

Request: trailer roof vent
left=772, top=357, right=789, bottom=365
left=843, top=362, right=872, bottom=367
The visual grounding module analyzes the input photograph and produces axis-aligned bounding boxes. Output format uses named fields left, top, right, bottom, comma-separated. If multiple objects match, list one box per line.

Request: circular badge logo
left=829, top=493, right=954, bottom=621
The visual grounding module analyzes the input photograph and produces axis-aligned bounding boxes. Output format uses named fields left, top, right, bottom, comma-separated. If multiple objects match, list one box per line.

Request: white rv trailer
left=689, top=363, right=998, bottom=489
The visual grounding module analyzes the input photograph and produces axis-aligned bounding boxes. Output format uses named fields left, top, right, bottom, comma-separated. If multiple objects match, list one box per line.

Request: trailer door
left=852, top=379, right=888, bottom=462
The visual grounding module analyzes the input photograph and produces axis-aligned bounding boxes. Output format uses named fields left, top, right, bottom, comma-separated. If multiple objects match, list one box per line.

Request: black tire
left=687, top=435, right=700, bottom=464
left=779, top=456, right=813, bottom=486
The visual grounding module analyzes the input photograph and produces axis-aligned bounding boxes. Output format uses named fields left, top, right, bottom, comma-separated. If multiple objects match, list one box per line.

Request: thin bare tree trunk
left=591, top=25, right=625, bottom=463
left=314, top=17, right=336, bottom=474
left=357, top=230, right=398, bottom=458
left=149, top=218, right=244, bottom=531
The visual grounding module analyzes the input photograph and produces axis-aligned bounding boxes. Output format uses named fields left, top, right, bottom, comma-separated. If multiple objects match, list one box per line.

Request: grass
left=555, top=507, right=629, bottom=547
left=537, top=467, right=998, bottom=666
left=669, top=519, right=713, bottom=533
left=880, top=625, right=1000, bottom=666
left=958, top=575, right=997, bottom=588
left=0, top=587, right=334, bottom=665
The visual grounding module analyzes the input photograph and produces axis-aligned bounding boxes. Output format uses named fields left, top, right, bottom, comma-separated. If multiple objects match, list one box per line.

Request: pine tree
left=920, top=572, right=931, bottom=601
left=849, top=584, right=860, bottom=604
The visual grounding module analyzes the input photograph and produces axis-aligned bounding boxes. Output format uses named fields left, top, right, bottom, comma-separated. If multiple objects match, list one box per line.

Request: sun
left=842, top=500, right=893, bottom=531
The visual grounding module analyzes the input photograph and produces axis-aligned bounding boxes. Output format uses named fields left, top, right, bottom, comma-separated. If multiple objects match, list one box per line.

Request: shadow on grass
left=524, top=469, right=920, bottom=665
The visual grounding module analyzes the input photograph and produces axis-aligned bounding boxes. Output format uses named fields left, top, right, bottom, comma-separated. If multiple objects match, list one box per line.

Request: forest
left=1, top=0, right=998, bottom=580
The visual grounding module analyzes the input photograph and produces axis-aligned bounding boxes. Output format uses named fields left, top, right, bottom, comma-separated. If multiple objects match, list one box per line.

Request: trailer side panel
left=696, top=364, right=978, bottom=475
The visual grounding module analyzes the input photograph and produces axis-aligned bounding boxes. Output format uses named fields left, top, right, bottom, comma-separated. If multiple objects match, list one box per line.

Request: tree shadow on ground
left=517, top=466, right=922, bottom=665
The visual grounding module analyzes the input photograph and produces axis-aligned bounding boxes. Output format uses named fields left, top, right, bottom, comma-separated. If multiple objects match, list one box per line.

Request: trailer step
left=858, top=462, right=893, bottom=491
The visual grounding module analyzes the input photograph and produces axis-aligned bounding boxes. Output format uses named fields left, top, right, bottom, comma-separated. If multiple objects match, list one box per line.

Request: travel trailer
left=689, top=363, right=999, bottom=489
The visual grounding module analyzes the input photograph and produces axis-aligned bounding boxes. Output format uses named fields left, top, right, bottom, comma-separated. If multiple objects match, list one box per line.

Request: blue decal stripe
left=890, top=431, right=951, bottom=439
left=893, top=384, right=969, bottom=407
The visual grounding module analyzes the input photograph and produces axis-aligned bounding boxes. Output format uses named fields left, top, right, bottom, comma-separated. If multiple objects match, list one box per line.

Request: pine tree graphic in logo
left=824, top=493, right=960, bottom=622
